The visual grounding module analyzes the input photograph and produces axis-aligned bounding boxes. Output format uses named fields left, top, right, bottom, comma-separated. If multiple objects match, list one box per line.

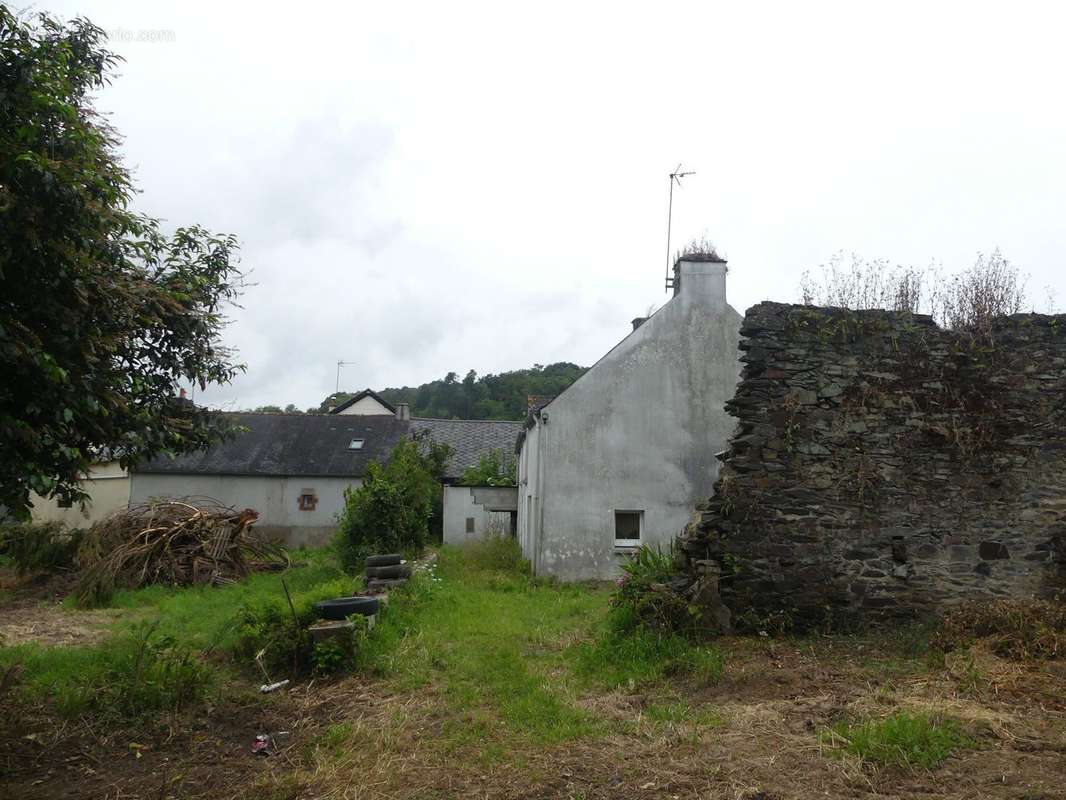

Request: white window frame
left=348, top=438, right=365, bottom=450
left=614, top=509, right=643, bottom=548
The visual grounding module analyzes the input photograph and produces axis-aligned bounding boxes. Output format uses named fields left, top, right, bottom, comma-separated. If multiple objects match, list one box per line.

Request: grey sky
left=47, top=0, right=1066, bottom=409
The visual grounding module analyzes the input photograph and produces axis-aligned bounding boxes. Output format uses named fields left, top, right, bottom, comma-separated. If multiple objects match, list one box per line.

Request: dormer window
left=348, top=439, right=365, bottom=450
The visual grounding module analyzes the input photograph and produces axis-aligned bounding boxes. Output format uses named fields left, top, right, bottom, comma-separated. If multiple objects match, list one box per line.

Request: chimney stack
left=631, top=317, right=648, bottom=332
left=396, top=402, right=410, bottom=421
left=673, top=252, right=728, bottom=308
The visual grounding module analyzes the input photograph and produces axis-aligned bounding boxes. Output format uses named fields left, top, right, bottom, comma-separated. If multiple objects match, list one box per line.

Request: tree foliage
left=0, top=11, right=244, bottom=517
left=318, top=362, right=586, bottom=419
left=458, top=449, right=517, bottom=487
left=335, top=439, right=451, bottom=569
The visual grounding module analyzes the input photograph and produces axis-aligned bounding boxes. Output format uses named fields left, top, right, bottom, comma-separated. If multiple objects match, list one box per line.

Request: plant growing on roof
left=457, top=448, right=517, bottom=487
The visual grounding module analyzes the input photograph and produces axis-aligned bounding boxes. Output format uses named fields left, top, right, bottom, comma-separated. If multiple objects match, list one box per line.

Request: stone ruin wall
left=682, top=301, right=1066, bottom=629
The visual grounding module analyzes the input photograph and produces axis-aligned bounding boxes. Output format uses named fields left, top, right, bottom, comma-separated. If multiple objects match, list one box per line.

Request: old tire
left=365, top=553, right=403, bottom=568
left=314, top=596, right=380, bottom=620
left=365, top=563, right=411, bottom=579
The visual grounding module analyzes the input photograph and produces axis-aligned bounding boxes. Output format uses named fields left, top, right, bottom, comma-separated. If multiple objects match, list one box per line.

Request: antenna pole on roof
left=665, top=164, right=695, bottom=292
left=336, top=360, right=357, bottom=394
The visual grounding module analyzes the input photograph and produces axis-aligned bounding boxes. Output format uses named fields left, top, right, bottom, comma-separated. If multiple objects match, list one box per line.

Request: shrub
left=611, top=543, right=693, bottom=634
left=458, top=449, right=517, bottom=487
left=824, top=712, right=972, bottom=769
left=932, top=598, right=1066, bottom=660
left=0, top=522, right=83, bottom=575
left=335, top=440, right=443, bottom=570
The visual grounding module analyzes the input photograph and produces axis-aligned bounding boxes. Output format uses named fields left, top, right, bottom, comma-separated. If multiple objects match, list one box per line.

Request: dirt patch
left=0, top=603, right=118, bottom=647
left=0, top=568, right=117, bottom=647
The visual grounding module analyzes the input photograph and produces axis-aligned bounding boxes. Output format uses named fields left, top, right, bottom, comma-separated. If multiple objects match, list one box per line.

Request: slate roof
left=136, top=413, right=410, bottom=477
left=410, top=418, right=523, bottom=480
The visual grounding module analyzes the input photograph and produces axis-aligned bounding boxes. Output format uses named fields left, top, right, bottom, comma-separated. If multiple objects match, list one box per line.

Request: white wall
left=443, top=485, right=518, bottom=545
left=30, top=461, right=130, bottom=528
left=335, top=396, right=393, bottom=415
left=130, top=473, right=362, bottom=547
left=517, top=258, right=742, bottom=581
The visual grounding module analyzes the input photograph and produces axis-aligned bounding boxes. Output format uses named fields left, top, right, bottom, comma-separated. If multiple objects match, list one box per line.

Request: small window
left=348, top=439, right=365, bottom=450
left=298, top=489, right=318, bottom=511
left=465, top=517, right=476, bottom=534
left=614, top=510, right=643, bottom=546
left=57, top=497, right=73, bottom=508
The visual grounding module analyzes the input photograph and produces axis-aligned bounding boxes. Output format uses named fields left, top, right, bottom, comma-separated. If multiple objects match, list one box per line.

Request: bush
left=824, top=712, right=972, bottom=769
left=611, top=543, right=693, bottom=633
left=932, top=598, right=1066, bottom=660
left=335, top=440, right=443, bottom=570
left=458, top=449, right=517, bottom=487
left=0, top=522, right=83, bottom=575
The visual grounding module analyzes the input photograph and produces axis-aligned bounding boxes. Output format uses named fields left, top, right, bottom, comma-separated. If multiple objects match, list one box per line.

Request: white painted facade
left=30, top=460, right=130, bottom=527
left=442, top=485, right=519, bottom=545
left=130, top=473, right=362, bottom=547
left=334, top=395, right=393, bottom=415
left=517, top=256, right=742, bottom=581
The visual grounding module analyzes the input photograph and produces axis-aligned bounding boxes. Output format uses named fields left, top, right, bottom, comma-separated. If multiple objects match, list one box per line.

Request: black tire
left=314, top=596, right=380, bottom=620
left=365, top=554, right=403, bottom=568
left=366, top=563, right=411, bottom=579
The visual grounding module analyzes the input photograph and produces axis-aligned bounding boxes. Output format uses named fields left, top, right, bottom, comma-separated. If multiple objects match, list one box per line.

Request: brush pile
left=72, top=501, right=290, bottom=607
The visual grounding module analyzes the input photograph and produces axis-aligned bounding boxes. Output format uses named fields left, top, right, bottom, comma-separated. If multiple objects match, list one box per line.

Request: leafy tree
left=335, top=439, right=451, bottom=569
left=0, top=11, right=243, bottom=518
left=458, top=449, right=517, bottom=487
left=251, top=405, right=283, bottom=413
left=318, top=362, right=587, bottom=420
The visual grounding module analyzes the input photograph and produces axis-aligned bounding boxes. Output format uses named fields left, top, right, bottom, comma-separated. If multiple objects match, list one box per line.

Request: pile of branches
left=73, top=501, right=290, bottom=607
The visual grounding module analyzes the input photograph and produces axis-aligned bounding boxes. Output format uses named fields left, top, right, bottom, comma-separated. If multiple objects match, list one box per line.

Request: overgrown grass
left=824, top=711, right=973, bottom=769
left=355, top=543, right=606, bottom=745
left=0, top=548, right=355, bottom=716
left=574, top=604, right=725, bottom=689
left=0, top=622, right=214, bottom=718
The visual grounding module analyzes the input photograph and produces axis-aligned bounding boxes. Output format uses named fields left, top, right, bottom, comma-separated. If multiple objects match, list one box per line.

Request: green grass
left=1, top=539, right=726, bottom=738
left=356, top=544, right=609, bottom=745
left=0, top=548, right=354, bottom=716
left=824, top=711, right=973, bottom=769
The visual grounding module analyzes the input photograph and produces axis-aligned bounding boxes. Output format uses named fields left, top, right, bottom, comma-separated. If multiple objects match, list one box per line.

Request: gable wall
left=520, top=267, right=742, bottom=580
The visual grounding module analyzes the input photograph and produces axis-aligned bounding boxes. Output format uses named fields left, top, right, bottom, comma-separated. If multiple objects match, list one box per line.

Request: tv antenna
left=665, top=164, right=695, bottom=291
left=335, top=360, right=357, bottom=394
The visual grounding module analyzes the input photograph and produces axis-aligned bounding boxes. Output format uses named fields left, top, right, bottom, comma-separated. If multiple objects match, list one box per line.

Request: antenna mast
left=335, top=360, right=357, bottom=394
left=664, top=164, right=694, bottom=291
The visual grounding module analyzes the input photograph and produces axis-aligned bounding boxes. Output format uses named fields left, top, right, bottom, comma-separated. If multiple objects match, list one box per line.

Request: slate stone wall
left=682, top=302, right=1066, bottom=628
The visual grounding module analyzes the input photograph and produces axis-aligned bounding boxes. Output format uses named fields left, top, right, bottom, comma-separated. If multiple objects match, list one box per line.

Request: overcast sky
left=45, top=1, right=1066, bottom=410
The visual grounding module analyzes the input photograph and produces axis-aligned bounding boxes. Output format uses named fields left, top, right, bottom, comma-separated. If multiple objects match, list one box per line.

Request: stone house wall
left=682, top=301, right=1066, bottom=628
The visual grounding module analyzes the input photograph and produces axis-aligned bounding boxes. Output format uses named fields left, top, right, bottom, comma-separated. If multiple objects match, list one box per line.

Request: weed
left=0, top=622, right=211, bottom=718
left=460, top=532, right=529, bottom=574
left=933, top=598, right=1066, bottom=660
left=576, top=606, right=725, bottom=690
left=824, top=711, right=973, bottom=769
left=0, top=522, right=83, bottom=575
